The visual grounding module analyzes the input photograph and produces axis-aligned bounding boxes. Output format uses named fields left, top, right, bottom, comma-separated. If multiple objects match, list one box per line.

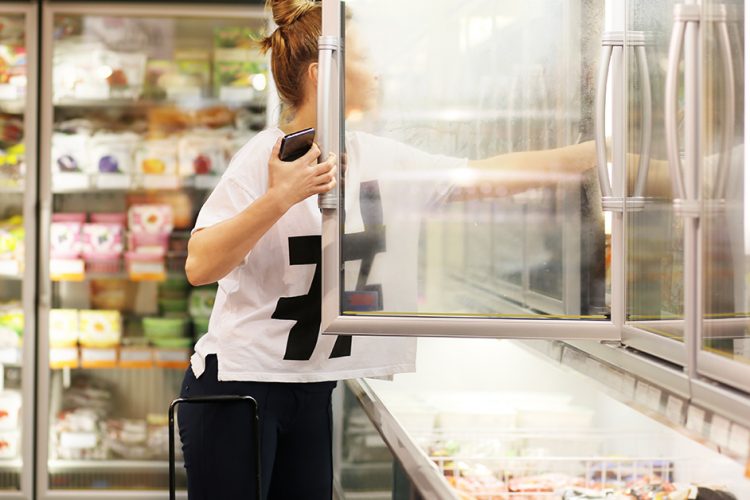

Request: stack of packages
left=50, top=212, right=125, bottom=273
left=142, top=276, right=192, bottom=350
left=126, top=204, right=173, bottom=280
left=104, top=414, right=170, bottom=460
left=53, top=376, right=112, bottom=460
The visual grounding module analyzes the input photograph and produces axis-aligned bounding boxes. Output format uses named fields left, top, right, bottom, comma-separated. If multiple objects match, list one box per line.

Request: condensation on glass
left=340, top=0, right=609, bottom=320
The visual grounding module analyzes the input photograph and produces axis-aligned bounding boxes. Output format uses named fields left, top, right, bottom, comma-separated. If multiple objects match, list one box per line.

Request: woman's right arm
left=185, top=139, right=336, bottom=286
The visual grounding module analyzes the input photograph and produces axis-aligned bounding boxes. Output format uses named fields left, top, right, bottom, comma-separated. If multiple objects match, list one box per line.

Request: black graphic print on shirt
left=273, top=180, right=386, bottom=361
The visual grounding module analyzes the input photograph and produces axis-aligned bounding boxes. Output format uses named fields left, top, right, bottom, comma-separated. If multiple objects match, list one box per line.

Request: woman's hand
left=267, top=138, right=337, bottom=212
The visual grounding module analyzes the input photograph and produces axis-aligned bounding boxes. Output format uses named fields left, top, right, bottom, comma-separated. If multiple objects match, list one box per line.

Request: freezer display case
left=0, top=3, right=36, bottom=498
left=318, top=0, right=621, bottom=340
left=36, top=2, right=269, bottom=497
left=345, top=339, right=750, bottom=500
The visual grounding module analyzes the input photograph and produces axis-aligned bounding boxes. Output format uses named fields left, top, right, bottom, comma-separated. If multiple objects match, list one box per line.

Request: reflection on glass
left=0, top=11, right=26, bottom=491
left=626, top=0, right=686, bottom=342
left=47, top=12, right=266, bottom=490
left=701, top=0, right=748, bottom=366
left=341, top=0, right=608, bottom=319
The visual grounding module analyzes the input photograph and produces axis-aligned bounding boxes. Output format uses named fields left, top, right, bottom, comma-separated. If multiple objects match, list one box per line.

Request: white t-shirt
left=190, top=127, right=464, bottom=382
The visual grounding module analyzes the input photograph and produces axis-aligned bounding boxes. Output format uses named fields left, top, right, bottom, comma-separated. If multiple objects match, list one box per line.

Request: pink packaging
left=85, top=253, right=122, bottom=274
left=50, top=222, right=82, bottom=258
left=129, top=232, right=169, bottom=255
left=128, top=205, right=173, bottom=235
left=90, top=212, right=127, bottom=225
left=52, top=213, right=87, bottom=224
left=81, top=224, right=124, bottom=256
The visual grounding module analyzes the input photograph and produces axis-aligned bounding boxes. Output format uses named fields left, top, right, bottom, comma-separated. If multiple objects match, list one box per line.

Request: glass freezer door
left=319, top=0, right=622, bottom=339
left=37, top=3, right=269, bottom=496
left=697, top=0, right=750, bottom=393
left=0, top=3, right=37, bottom=497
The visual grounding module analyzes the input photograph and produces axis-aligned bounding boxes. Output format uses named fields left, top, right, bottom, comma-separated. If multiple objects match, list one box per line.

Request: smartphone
left=279, top=127, right=315, bottom=162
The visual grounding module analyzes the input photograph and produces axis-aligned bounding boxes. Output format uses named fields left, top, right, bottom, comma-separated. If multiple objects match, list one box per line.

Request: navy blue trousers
left=178, top=355, right=337, bottom=499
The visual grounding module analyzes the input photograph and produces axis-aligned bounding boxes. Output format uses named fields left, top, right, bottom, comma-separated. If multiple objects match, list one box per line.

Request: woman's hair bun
left=266, top=0, right=317, bottom=27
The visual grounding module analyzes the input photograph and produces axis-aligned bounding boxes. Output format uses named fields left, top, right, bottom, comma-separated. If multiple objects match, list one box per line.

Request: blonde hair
left=259, top=0, right=322, bottom=111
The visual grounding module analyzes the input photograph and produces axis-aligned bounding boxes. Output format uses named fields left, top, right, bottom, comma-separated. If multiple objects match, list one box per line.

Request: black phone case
left=279, top=128, right=315, bottom=162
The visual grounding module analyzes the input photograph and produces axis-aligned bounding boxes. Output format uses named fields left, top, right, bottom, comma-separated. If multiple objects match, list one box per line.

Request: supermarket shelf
left=53, top=97, right=264, bottom=110
left=0, top=459, right=21, bottom=470
left=48, top=460, right=181, bottom=471
left=52, top=173, right=220, bottom=194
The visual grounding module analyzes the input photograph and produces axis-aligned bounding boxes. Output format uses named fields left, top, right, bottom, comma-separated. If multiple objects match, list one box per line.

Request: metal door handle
left=713, top=12, right=736, bottom=200
left=633, top=43, right=653, bottom=200
left=317, top=35, right=341, bottom=210
left=595, top=43, right=615, bottom=200
left=665, top=14, right=689, bottom=201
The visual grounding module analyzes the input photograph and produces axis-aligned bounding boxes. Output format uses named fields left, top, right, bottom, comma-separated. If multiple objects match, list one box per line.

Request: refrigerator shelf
left=48, top=460, right=183, bottom=471
left=53, top=97, right=265, bottom=111
left=50, top=347, right=190, bottom=371
left=0, top=99, right=24, bottom=115
left=52, top=173, right=220, bottom=194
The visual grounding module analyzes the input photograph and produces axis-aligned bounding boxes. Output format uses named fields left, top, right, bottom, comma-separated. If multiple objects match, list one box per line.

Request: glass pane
left=0, top=10, right=27, bottom=491
left=46, top=11, right=267, bottom=490
left=341, top=0, right=610, bottom=319
left=626, top=1, right=686, bottom=342
left=700, top=0, right=748, bottom=366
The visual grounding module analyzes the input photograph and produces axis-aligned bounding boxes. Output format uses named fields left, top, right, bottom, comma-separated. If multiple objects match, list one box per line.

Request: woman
left=179, top=0, right=599, bottom=498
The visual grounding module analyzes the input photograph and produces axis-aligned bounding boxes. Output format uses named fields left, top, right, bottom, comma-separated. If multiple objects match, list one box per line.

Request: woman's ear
left=308, top=62, right=318, bottom=86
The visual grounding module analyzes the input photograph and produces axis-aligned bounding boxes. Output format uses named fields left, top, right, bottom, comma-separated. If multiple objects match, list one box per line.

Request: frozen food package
left=135, top=138, right=178, bottom=175
left=81, top=223, right=124, bottom=257
left=88, top=132, right=140, bottom=174
left=49, top=309, right=79, bottom=348
left=78, top=310, right=122, bottom=348
left=0, top=42, right=27, bottom=100
left=53, top=40, right=108, bottom=101
left=0, top=391, right=21, bottom=431
left=99, top=49, right=147, bottom=100
left=127, top=204, right=173, bottom=234
left=0, top=430, right=19, bottom=459
left=50, top=222, right=82, bottom=259
left=178, top=131, right=227, bottom=176
left=90, top=279, right=129, bottom=311
left=51, top=132, right=90, bottom=173
left=0, top=215, right=24, bottom=262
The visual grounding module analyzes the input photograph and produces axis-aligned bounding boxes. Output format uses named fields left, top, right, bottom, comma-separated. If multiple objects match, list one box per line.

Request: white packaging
left=178, top=131, right=227, bottom=176
left=0, top=391, right=21, bottom=430
left=135, top=139, right=178, bottom=175
left=0, top=430, right=19, bottom=458
left=89, top=132, right=140, bottom=174
left=51, top=133, right=90, bottom=173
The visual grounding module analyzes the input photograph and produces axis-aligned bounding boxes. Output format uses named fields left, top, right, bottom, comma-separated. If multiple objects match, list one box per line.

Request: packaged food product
left=50, top=222, right=82, bottom=259
left=81, top=223, right=124, bottom=257
left=135, top=139, right=178, bottom=175
left=213, top=27, right=266, bottom=102
left=90, top=279, right=128, bottom=311
left=127, top=204, right=173, bottom=235
left=125, top=252, right=165, bottom=281
left=177, top=131, right=227, bottom=176
left=143, top=316, right=187, bottom=340
left=0, top=215, right=24, bottom=262
left=51, top=132, right=90, bottom=173
left=49, top=309, right=79, bottom=348
left=0, top=391, right=21, bottom=431
left=189, top=287, right=216, bottom=318
left=88, top=132, right=139, bottom=174
left=90, top=212, right=127, bottom=225
left=78, top=310, right=122, bottom=348
left=0, top=430, right=19, bottom=459
left=128, top=192, right=192, bottom=229
left=129, top=232, right=169, bottom=255
left=52, top=213, right=86, bottom=223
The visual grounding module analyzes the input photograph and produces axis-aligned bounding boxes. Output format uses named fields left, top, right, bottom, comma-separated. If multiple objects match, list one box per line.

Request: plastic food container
left=158, top=297, right=188, bottom=314
left=129, top=233, right=169, bottom=255
left=90, top=212, right=127, bottom=225
left=50, top=222, right=82, bottom=259
left=143, top=317, right=187, bottom=339
left=127, top=204, right=173, bottom=235
left=150, top=336, right=193, bottom=349
left=0, top=391, right=22, bottom=431
left=52, top=213, right=87, bottom=223
left=84, top=254, right=122, bottom=274
left=81, top=223, right=124, bottom=256
left=78, top=310, right=122, bottom=348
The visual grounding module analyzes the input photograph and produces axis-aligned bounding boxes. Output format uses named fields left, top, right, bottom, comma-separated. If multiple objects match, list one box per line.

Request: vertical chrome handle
left=633, top=43, right=653, bottom=199
left=713, top=17, right=736, bottom=200
left=317, top=35, right=341, bottom=211
left=665, top=16, right=688, bottom=201
left=595, top=44, right=614, bottom=199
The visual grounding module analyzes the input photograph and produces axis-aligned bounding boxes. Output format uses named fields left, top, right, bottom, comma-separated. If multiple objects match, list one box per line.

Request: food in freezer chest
left=78, top=310, right=121, bottom=348
left=49, top=309, right=79, bottom=348
left=127, top=204, right=173, bottom=235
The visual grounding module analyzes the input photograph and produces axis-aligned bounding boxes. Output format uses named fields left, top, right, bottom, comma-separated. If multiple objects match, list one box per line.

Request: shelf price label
left=95, top=173, right=131, bottom=190
left=728, top=424, right=750, bottom=458
left=50, top=259, right=85, bottom=282
left=0, top=260, right=20, bottom=278
left=127, top=258, right=166, bottom=282
left=686, top=405, right=706, bottom=435
left=50, top=347, right=79, bottom=369
left=142, top=175, right=180, bottom=190
left=80, top=347, right=118, bottom=369
left=52, top=173, right=90, bottom=192
left=119, top=347, right=154, bottom=368
left=154, top=348, right=190, bottom=369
